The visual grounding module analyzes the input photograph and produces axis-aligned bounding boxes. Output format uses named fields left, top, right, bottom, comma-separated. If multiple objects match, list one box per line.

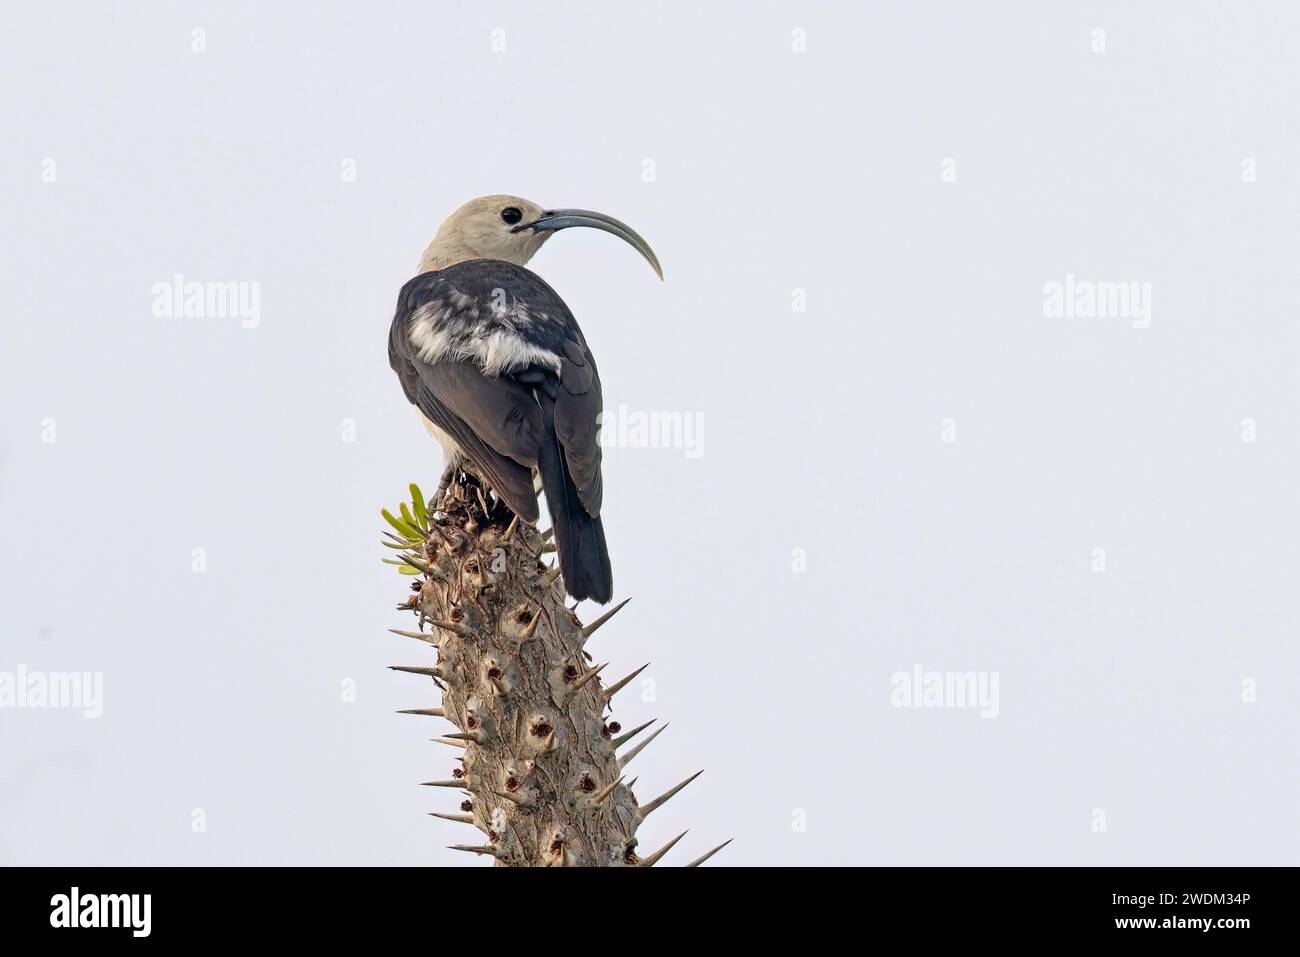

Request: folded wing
left=388, top=260, right=607, bottom=533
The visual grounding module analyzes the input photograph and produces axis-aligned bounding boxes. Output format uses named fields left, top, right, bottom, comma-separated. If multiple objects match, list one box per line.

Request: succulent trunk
left=384, top=472, right=722, bottom=867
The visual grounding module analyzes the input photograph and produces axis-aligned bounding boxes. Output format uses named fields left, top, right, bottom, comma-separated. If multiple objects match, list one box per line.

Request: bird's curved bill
left=512, top=208, right=663, bottom=280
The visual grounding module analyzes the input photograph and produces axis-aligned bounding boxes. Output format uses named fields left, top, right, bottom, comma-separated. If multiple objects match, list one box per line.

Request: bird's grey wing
left=416, top=359, right=544, bottom=468
left=394, top=261, right=606, bottom=517
left=390, top=274, right=545, bottom=521
left=409, top=375, right=540, bottom=522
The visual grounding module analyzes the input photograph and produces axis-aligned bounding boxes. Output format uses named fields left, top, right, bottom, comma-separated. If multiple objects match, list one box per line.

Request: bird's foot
left=433, top=464, right=457, bottom=505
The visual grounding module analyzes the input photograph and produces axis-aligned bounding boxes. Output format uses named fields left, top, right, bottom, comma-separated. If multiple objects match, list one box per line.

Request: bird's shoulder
left=391, top=259, right=592, bottom=373
left=396, top=260, right=571, bottom=325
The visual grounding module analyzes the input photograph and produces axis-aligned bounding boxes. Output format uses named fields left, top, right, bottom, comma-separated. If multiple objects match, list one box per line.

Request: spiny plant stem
left=383, top=473, right=724, bottom=867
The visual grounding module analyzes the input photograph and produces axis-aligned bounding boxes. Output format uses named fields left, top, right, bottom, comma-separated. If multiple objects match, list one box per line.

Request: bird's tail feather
left=537, top=399, right=613, bottom=604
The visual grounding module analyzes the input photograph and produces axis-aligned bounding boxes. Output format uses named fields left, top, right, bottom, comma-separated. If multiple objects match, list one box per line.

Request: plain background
left=2, top=1, right=1298, bottom=866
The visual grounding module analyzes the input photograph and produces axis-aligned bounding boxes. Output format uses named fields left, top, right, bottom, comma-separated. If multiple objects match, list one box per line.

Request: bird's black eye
left=501, top=207, right=523, bottom=225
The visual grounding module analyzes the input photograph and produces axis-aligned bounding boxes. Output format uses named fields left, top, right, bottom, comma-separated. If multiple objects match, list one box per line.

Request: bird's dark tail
left=537, top=399, right=613, bottom=604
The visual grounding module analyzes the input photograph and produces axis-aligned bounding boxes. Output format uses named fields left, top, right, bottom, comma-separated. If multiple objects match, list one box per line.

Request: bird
left=388, top=195, right=662, bottom=604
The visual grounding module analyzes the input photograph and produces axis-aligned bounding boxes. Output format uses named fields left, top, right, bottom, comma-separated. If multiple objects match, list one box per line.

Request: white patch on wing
left=476, top=329, right=561, bottom=377
left=409, top=291, right=562, bottom=378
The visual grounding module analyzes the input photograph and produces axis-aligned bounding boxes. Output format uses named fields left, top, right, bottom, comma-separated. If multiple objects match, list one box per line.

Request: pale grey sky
left=2, top=1, right=1298, bottom=866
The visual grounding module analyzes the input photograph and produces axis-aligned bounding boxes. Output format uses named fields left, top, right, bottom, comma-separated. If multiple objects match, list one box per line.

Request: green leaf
left=397, top=564, right=421, bottom=575
left=381, top=557, right=407, bottom=565
left=399, top=502, right=418, bottom=530
left=410, top=483, right=427, bottom=529
left=381, top=508, right=422, bottom=539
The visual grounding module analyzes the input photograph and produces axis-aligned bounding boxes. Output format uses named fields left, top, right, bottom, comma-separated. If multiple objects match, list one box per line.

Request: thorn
left=685, top=839, right=733, bottom=868
left=432, top=737, right=467, bottom=750
left=429, top=812, right=474, bottom=824
left=626, top=777, right=638, bottom=789
left=611, top=719, right=656, bottom=749
left=520, top=607, right=542, bottom=640
left=397, top=707, right=444, bottom=717
left=563, top=662, right=606, bottom=703
left=443, top=730, right=487, bottom=744
left=602, top=662, right=649, bottom=702
left=475, top=486, right=490, bottom=515
left=448, top=844, right=497, bottom=857
left=541, top=526, right=554, bottom=541
left=574, top=661, right=606, bottom=689
left=618, top=722, right=668, bottom=769
left=541, top=565, right=563, bottom=589
left=500, top=514, right=519, bottom=543
left=580, top=598, right=631, bottom=642
left=637, top=770, right=703, bottom=821
left=421, top=779, right=468, bottom=789
left=389, top=665, right=443, bottom=679
left=640, top=830, right=688, bottom=867
left=605, top=722, right=650, bottom=748
left=389, top=628, right=439, bottom=645
left=540, top=727, right=557, bottom=751
left=591, top=775, right=623, bottom=804
left=493, top=789, right=530, bottom=806
left=427, top=618, right=471, bottom=638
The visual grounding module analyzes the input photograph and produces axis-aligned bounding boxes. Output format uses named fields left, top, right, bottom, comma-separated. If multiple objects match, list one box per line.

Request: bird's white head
left=419, top=194, right=662, bottom=279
